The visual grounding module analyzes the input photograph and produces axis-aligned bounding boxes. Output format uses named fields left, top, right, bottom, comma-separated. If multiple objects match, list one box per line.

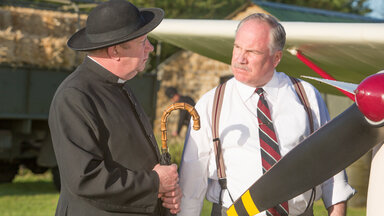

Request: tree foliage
left=131, top=0, right=245, bottom=19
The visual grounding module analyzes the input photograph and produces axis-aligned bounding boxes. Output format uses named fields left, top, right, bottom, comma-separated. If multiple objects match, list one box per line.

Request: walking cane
left=160, top=102, right=200, bottom=216
left=160, top=102, right=200, bottom=165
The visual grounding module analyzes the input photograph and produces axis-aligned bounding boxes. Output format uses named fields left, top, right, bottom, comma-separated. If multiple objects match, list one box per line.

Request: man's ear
left=273, top=50, right=283, bottom=68
left=107, top=46, right=120, bottom=61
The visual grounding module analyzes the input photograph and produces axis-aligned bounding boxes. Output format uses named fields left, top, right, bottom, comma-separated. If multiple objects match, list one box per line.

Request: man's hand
left=161, top=185, right=182, bottom=214
left=327, top=201, right=346, bottom=216
left=153, top=164, right=179, bottom=194
left=153, top=164, right=181, bottom=213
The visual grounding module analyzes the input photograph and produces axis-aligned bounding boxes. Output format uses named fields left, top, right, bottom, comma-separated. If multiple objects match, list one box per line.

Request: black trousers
left=211, top=203, right=314, bottom=216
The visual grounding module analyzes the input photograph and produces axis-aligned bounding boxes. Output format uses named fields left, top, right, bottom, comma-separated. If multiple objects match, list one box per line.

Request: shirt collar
left=235, top=70, right=280, bottom=103
left=262, top=70, right=279, bottom=102
left=235, top=79, right=257, bottom=103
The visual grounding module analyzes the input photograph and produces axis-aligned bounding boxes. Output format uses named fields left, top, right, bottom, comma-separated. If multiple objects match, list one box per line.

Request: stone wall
left=0, top=6, right=86, bottom=69
left=154, top=51, right=231, bottom=135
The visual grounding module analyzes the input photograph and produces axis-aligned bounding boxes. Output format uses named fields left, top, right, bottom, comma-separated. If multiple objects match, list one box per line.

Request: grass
left=0, top=142, right=366, bottom=216
left=0, top=167, right=59, bottom=216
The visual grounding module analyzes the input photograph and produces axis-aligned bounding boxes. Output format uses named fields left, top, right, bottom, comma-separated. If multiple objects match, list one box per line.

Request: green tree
left=131, top=0, right=245, bottom=19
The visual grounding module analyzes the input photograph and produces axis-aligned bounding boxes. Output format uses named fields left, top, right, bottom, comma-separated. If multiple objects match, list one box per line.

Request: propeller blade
left=301, top=76, right=358, bottom=95
left=227, top=104, right=384, bottom=216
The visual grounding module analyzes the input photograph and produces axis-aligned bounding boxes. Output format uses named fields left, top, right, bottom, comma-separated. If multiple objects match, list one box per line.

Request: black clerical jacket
left=49, top=57, right=165, bottom=215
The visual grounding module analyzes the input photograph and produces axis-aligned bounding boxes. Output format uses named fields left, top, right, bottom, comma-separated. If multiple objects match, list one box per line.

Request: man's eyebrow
left=234, top=43, right=263, bottom=53
left=251, top=49, right=264, bottom=54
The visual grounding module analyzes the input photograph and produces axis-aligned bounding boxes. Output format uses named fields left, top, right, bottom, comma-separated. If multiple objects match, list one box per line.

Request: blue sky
left=367, top=0, right=384, bottom=19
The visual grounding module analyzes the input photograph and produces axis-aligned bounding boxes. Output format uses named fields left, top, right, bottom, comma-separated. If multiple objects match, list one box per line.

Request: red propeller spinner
left=302, top=71, right=384, bottom=127
left=355, top=72, right=384, bottom=126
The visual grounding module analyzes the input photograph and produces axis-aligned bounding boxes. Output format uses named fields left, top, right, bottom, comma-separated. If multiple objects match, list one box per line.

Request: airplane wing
left=149, top=20, right=384, bottom=94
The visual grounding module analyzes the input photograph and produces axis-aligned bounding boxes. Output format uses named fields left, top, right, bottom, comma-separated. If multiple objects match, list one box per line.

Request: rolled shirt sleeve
left=321, top=170, right=356, bottom=209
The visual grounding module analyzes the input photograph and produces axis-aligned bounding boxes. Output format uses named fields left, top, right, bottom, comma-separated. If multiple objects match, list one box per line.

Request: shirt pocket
left=274, top=101, right=310, bottom=155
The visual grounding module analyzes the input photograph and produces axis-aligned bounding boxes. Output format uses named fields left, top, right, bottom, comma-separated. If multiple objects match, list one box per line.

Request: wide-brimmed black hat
left=67, top=0, right=164, bottom=51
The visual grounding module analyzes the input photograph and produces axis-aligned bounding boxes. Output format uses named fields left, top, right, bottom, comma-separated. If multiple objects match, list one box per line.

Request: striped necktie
left=256, top=88, right=289, bottom=216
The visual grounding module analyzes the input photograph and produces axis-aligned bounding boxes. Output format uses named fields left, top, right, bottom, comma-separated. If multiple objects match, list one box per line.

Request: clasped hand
left=153, top=164, right=181, bottom=214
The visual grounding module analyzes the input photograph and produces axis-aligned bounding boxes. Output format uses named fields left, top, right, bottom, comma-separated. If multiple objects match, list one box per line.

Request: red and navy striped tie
left=256, top=88, right=289, bottom=216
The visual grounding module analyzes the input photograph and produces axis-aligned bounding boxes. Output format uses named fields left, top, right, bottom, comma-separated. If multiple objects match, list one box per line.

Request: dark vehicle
left=0, top=65, right=158, bottom=190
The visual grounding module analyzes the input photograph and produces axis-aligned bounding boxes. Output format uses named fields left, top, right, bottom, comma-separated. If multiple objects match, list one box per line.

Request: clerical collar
left=117, top=78, right=127, bottom=83
left=87, top=56, right=127, bottom=84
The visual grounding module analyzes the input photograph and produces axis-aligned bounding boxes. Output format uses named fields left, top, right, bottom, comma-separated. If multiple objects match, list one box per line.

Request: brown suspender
left=289, top=77, right=316, bottom=213
left=212, top=82, right=227, bottom=180
left=290, top=77, right=314, bottom=134
left=211, top=82, right=232, bottom=205
left=212, top=77, right=314, bottom=205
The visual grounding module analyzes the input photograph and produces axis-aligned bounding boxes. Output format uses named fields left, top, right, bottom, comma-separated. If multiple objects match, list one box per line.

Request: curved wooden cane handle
left=160, top=102, right=200, bottom=155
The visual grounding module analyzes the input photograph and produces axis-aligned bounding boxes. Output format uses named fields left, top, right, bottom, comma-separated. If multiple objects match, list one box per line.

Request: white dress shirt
left=178, top=71, right=355, bottom=216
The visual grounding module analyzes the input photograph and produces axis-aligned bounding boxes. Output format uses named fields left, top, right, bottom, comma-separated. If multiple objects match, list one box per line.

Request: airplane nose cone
left=355, top=72, right=384, bottom=125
